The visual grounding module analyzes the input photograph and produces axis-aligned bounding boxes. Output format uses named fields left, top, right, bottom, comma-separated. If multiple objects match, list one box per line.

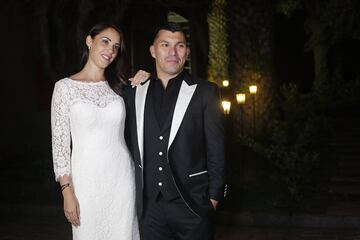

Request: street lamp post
left=249, top=85, right=257, bottom=137
left=236, top=93, right=246, bottom=135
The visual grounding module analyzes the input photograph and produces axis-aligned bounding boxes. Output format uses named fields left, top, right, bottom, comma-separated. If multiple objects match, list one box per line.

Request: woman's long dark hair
left=80, top=22, right=128, bottom=96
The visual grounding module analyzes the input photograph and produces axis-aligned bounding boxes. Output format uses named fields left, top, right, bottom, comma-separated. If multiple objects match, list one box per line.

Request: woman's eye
left=101, top=39, right=109, bottom=44
left=113, top=45, right=120, bottom=52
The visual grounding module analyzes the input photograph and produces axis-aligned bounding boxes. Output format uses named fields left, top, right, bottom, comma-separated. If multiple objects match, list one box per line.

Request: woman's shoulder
left=52, top=78, right=72, bottom=96
left=55, top=77, right=71, bottom=85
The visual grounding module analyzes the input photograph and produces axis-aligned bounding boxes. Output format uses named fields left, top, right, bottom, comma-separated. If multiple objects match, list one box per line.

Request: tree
left=276, top=0, right=360, bottom=93
left=207, top=0, right=229, bottom=85
left=227, top=0, right=275, bottom=136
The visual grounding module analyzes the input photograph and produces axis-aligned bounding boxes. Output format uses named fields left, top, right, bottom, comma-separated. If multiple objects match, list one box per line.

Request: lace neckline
left=66, top=77, right=107, bottom=85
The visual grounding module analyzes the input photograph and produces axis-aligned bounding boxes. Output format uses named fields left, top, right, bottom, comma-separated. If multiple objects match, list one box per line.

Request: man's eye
left=161, top=43, right=168, bottom=47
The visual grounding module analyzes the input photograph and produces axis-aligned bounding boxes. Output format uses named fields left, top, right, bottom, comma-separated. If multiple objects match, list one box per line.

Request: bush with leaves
left=242, top=83, right=327, bottom=208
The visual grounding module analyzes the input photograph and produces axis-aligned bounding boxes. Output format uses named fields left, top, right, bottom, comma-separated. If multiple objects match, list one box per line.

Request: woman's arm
left=128, top=70, right=150, bottom=87
left=58, top=175, right=80, bottom=227
left=51, top=81, right=80, bottom=227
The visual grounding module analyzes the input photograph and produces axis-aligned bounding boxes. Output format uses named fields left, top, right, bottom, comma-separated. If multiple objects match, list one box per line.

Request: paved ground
left=1, top=215, right=360, bottom=240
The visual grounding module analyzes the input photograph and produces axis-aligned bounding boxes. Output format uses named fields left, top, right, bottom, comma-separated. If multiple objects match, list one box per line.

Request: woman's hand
left=62, top=186, right=81, bottom=227
left=129, top=70, right=150, bottom=87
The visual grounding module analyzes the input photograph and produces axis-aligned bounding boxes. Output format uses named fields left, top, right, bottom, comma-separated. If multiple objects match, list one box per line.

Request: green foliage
left=321, top=76, right=360, bottom=101
left=207, top=0, right=229, bottom=85
left=275, top=0, right=303, bottom=16
left=305, top=0, right=360, bottom=49
left=241, top=83, right=327, bottom=207
left=276, top=0, right=360, bottom=49
left=276, top=0, right=360, bottom=93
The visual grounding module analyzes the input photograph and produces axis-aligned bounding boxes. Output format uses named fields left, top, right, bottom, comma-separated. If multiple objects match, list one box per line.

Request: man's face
left=150, top=30, right=190, bottom=79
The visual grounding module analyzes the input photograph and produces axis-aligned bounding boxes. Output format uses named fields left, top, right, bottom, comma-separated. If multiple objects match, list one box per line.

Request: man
left=125, top=22, right=226, bottom=240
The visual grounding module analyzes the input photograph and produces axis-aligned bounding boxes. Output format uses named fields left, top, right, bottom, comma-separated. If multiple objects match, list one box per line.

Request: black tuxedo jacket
left=125, top=73, right=226, bottom=217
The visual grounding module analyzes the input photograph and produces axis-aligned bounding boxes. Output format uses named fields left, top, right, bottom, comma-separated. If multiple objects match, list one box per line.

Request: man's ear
left=86, top=35, right=92, bottom=49
left=149, top=45, right=156, bottom=59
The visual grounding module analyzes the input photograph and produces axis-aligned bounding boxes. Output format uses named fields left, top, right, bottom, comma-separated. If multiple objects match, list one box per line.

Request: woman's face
left=86, top=27, right=121, bottom=69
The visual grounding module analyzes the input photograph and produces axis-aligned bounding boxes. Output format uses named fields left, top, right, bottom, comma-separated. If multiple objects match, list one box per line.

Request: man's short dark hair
left=153, top=22, right=186, bottom=42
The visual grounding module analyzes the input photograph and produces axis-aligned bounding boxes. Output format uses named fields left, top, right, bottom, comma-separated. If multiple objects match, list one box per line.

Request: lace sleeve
left=51, top=81, right=71, bottom=181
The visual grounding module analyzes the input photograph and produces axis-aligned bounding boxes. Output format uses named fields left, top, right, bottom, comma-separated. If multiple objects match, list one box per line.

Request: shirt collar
left=153, top=70, right=185, bottom=87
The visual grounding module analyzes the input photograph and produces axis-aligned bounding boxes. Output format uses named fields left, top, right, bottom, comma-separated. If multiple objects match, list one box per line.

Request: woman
left=51, top=22, right=148, bottom=240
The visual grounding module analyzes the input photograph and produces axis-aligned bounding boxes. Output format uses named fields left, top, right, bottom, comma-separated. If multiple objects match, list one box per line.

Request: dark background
left=1, top=0, right=360, bottom=218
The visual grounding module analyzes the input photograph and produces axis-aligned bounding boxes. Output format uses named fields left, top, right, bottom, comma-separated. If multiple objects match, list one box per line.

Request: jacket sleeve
left=123, top=86, right=134, bottom=156
left=203, top=83, right=226, bottom=201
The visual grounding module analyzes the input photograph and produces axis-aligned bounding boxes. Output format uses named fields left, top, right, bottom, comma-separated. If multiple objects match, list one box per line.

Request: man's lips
left=165, top=58, right=179, bottom=63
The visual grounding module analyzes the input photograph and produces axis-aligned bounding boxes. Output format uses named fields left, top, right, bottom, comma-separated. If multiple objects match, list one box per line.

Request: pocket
left=188, top=170, right=208, bottom=178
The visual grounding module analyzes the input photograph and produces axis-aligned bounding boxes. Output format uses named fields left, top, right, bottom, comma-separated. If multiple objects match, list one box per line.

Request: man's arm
left=123, top=86, right=135, bottom=156
left=203, top=83, right=226, bottom=207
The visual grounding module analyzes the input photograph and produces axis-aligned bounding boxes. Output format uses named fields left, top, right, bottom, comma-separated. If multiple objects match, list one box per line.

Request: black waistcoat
left=143, top=87, right=180, bottom=201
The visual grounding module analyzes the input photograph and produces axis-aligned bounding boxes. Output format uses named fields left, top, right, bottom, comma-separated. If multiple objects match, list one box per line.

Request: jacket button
left=159, top=136, right=163, bottom=140
left=158, top=182, right=163, bottom=186
left=158, top=167, right=163, bottom=171
left=159, top=152, right=163, bottom=156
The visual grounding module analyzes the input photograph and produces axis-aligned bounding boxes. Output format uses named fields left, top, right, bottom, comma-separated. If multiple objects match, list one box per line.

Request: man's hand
left=210, top=199, right=218, bottom=210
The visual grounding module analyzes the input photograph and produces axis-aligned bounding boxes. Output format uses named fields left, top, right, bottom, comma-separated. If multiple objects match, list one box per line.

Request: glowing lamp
left=222, top=101, right=231, bottom=114
left=222, top=80, right=229, bottom=87
left=236, top=93, right=246, bottom=104
left=249, top=85, right=257, bottom=94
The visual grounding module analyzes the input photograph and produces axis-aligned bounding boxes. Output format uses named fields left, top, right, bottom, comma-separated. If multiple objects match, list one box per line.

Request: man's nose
left=168, top=46, right=176, bottom=55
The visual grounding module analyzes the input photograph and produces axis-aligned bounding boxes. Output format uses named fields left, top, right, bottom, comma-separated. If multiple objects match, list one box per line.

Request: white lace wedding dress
left=51, top=78, right=139, bottom=240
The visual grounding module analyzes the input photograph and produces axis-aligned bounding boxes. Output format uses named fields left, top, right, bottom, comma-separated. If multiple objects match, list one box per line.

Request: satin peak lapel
left=135, top=81, right=150, bottom=166
left=168, top=80, right=197, bottom=150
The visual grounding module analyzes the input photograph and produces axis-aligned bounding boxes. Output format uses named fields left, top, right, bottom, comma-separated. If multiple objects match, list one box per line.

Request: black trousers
left=140, top=193, right=215, bottom=240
